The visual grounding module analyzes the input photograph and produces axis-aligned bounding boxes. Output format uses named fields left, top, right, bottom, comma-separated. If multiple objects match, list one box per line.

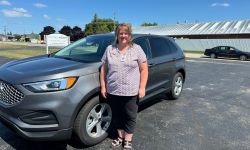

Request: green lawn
left=0, top=49, right=58, bottom=59
left=0, top=48, right=204, bottom=59
left=0, top=45, right=27, bottom=49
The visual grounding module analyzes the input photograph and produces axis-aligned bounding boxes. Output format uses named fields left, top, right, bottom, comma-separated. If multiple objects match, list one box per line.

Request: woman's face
left=118, top=27, right=130, bottom=45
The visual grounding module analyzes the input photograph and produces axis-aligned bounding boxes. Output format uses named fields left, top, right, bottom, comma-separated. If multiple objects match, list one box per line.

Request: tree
left=84, top=23, right=94, bottom=36
left=59, top=26, right=72, bottom=37
left=58, top=26, right=85, bottom=41
left=84, top=14, right=117, bottom=36
left=141, top=22, right=158, bottom=26
left=39, top=26, right=55, bottom=40
left=72, top=26, right=85, bottom=41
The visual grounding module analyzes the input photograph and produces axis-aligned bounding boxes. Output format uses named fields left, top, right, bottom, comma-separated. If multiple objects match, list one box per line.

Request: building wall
left=175, top=39, right=250, bottom=52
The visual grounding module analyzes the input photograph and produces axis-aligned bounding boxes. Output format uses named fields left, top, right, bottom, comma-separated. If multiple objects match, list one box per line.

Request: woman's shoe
left=123, top=140, right=132, bottom=150
left=111, top=137, right=123, bottom=147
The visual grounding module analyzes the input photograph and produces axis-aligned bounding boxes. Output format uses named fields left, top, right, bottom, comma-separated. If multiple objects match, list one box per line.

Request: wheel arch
left=70, top=87, right=101, bottom=128
left=240, top=54, right=248, bottom=59
left=176, top=68, right=186, bottom=83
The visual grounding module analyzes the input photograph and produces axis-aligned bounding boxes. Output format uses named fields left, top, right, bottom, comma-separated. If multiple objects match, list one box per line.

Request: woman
left=100, top=23, right=148, bottom=150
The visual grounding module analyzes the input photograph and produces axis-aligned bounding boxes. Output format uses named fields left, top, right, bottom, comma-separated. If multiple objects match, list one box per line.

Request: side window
left=133, top=37, right=150, bottom=58
left=229, top=47, right=235, bottom=51
left=98, top=38, right=114, bottom=57
left=220, top=47, right=226, bottom=51
left=149, top=37, right=172, bottom=58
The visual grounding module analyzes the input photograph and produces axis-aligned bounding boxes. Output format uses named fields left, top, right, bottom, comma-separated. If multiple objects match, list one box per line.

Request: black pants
left=107, top=93, right=139, bottom=134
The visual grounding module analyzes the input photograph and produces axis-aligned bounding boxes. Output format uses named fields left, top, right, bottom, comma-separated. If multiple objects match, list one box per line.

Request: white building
left=133, top=20, right=250, bottom=51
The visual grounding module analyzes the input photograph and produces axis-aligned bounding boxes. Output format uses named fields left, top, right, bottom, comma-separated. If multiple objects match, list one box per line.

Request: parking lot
left=0, top=56, right=250, bottom=150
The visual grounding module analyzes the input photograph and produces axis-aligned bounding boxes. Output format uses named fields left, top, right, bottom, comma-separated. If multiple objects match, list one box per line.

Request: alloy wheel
left=86, top=103, right=112, bottom=138
left=174, top=76, right=183, bottom=96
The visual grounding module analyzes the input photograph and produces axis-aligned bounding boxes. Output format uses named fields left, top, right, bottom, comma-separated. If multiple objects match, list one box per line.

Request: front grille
left=0, top=80, right=24, bottom=105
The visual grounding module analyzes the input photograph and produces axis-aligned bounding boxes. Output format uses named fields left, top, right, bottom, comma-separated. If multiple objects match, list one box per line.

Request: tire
left=74, top=96, right=112, bottom=146
left=167, top=72, right=184, bottom=100
left=210, top=53, right=216, bottom=59
left=240, top=55, right=247, bottom=61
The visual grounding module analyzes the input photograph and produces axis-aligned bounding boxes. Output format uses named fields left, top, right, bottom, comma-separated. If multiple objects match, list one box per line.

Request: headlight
left=23, top=77, right=78, bottom=92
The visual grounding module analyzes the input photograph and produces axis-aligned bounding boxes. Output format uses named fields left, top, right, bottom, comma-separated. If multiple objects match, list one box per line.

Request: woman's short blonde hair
left=114, top=23, right=133, bottom=45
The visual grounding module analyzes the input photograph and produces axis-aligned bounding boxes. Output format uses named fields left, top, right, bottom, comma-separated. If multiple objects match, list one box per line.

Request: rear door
left=218, top=46, right=228, bottom=57
left=147, top=36, right=175, bottom=92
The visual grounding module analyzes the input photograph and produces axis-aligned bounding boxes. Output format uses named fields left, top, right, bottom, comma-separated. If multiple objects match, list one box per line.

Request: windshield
left=54, top=35, right=113, bottom=62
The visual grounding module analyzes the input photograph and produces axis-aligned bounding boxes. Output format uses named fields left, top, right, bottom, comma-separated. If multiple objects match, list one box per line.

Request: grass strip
left=0, top=49, right=59, bottom=59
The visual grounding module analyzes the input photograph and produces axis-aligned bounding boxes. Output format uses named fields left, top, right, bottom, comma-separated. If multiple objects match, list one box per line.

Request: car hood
left=0, top=55, right=100, bottom=84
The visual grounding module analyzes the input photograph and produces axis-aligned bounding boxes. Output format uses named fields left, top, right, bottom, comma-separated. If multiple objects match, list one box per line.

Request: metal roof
left=133, top=20, right=250, bottom=36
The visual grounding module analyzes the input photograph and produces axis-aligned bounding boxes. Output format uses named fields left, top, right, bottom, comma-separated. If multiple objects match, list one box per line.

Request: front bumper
left=0, top=81, right=84, bottom=141
left=0, top=112, right=72, bottom=141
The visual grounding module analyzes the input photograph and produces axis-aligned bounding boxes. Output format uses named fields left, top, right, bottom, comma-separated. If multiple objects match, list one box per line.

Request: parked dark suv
left=204, top=46, right=250, bottom=61
left=0, top=34, right=185, bottom=146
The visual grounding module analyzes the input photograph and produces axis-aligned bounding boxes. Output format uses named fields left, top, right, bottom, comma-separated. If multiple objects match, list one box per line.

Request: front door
left=133, top=37, right=155, bottom=95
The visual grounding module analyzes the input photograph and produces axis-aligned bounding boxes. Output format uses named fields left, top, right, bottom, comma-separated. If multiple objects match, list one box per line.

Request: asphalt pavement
left=0, top=57, right=250, bottom=150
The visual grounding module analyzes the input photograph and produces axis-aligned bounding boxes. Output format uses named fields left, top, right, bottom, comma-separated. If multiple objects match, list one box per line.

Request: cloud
left=33, top=3, right=47, bottom=8
left=1, top=8, right=32, bottom=17
left=211, top=3, right=230, bottom=7
left=56, top=18, right=65, bottom=21
left=43, top=14, right=51, bottom=20
left=0, top=0, right=11, bottom=6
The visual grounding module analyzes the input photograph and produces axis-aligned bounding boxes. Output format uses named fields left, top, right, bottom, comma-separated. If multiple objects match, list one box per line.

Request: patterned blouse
left=101, top=44, right=147, bottom=96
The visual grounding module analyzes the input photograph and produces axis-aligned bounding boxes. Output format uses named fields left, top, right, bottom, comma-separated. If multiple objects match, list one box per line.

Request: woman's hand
left=101, top=87, right=107, bottom=98
left=138, top=88, right=146, bottom=99
left=100, top=64, right=107, bottom=99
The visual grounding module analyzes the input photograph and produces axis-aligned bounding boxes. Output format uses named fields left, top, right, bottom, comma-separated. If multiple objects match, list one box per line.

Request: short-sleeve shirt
left=101, top=43, right=147, bottom=96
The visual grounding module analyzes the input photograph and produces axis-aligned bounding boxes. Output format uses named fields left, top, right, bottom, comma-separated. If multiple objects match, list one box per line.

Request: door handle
left=148, top=64, right=155, bottom=68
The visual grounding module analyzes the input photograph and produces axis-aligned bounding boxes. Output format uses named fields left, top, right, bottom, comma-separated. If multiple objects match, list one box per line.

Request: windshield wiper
left=54, top=55, right=95, bottom=63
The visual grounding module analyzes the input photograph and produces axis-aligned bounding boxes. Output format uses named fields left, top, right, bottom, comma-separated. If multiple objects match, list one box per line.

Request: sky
left=0, top=0, right=250, bottom=34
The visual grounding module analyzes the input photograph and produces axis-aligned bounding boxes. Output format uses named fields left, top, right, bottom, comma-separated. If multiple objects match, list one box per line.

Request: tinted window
left=133, top=37, right=150, bottom=58
left=229, top=47, right=235, bottom=51
left=98, top=38, right=114, bottom=56
left=220, top=47, right=227, bottom=51
left=149, top=37, right=172, bottom=58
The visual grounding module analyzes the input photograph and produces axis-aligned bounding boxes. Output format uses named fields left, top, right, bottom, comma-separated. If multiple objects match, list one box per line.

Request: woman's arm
left=138, top=62, right=148, bottom=99
left=100, top=64, right=107, bottom=98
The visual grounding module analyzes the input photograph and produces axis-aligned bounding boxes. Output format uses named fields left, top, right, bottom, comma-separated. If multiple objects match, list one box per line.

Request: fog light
left=20, top=111, right=58, bottom=125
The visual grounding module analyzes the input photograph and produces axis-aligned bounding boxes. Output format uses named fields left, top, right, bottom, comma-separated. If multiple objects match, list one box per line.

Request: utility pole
left=3, top=26, right=7, bottom=36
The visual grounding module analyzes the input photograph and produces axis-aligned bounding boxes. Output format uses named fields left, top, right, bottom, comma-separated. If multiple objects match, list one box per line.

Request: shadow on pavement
left=0, top=124, right=68, bottom=150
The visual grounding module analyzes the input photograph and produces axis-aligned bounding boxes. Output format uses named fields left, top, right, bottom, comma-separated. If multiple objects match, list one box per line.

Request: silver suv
left=0, top=34, right=185, bottom=146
